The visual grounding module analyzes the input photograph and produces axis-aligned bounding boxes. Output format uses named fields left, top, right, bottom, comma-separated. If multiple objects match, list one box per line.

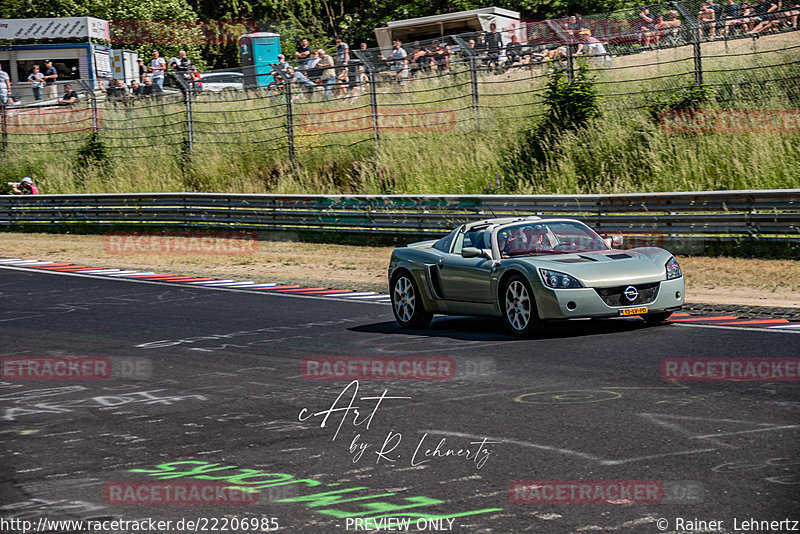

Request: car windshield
left=495, top=221, right=608, bottom=256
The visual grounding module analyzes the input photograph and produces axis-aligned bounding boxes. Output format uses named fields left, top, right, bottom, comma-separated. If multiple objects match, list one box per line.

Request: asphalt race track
left=1, top=266, right=798, bottom=534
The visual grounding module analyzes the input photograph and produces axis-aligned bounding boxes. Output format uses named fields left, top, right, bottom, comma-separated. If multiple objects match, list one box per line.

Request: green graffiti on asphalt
left=130, top=461, right=502, bottom=520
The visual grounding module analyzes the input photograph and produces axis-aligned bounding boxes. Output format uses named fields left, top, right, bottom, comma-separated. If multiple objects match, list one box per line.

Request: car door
left=437, top=229, right=494, bottom=303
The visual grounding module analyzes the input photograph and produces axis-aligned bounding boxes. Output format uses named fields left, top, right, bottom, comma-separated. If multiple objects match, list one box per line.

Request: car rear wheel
left=645, top=311, right=672, bottom=324
left=501, top=275, right=543, bottom=337
left=391, top=272, right=433, bottom=329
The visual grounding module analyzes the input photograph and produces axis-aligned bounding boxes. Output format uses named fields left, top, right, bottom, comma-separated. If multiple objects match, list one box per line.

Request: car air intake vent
left=555, top=257, right=593, bottom=263
left=595, top=282, right=660, bottom=306
left=607, top=253, right=632, bottom=259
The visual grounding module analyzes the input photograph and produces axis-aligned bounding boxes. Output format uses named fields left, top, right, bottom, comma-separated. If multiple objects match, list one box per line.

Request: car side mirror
left=461, top=247, right=483, bottom=258
left=604, top=235, right=623, bottom=248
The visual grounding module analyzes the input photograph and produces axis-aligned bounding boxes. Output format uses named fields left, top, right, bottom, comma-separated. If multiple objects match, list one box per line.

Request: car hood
left=515, top=249, right=669, bottom=286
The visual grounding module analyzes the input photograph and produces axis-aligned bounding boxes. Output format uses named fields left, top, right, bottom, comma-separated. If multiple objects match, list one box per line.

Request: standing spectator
left=0, top=63, right=12, bottom=105
left=150, top=50, right=166, bottom=89
left=484, top=23, right=503, bottom=71
left=57, top=83, right=78, bottom=105
left=639, top=7, right=658, bottom=50
left=380, top=40, right=408, bottom=85
left=172, top=50, right=191, bottom=72
left=335, top=36, right=350, bottom=65
left=295, top=38, right=312, bottom=69
left=137, top=58, right=148, bottom=82
left=27, top=65, right=45, bottom=101
left=44, top=60, right=59, bottom=99
left=11, top=177, right=38, bottom=195
left=316, top=49, right=336, bottom=98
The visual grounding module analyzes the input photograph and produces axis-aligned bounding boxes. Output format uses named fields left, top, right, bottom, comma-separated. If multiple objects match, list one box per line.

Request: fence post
left=271, top=64, right=295, bottom=165
left=1, top=104, right=7, bottom=153
left=169, top=72, right=193, bottom=154
left=673, top=1, right=703, bottom=87
left=453, top=36, right=480, bottom=131
left=566, top=45, right=575, bottom=83
left=353, top=51, right=379, bottom=160
left=77, top=79, right=99, bottom=133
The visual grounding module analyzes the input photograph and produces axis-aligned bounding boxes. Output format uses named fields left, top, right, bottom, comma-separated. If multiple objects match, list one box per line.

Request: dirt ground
left=1, top=233, right=799, bottom=308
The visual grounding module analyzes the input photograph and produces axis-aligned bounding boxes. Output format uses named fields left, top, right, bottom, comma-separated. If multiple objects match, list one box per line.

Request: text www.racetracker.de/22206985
left=0, top=517, right=280, bottom=533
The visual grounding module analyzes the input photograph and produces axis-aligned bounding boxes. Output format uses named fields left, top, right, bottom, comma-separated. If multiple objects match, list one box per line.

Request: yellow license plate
left=620, top=307, right=648, bottom=316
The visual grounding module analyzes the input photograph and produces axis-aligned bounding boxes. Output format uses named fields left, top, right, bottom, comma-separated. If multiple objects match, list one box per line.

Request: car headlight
left=665, top=257, right=682, bottom=280
left=540, top=269, right=583, bottom=289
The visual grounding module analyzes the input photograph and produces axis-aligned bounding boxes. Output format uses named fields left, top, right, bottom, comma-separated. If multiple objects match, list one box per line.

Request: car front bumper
left=536, top=278, right=685, bottom=320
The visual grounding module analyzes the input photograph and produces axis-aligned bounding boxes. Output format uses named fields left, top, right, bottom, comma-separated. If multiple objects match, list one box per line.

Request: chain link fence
left=2, top=1, right=798, bottom=166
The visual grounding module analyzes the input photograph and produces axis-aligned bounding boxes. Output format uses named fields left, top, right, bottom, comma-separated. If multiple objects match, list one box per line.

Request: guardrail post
left=169, top=72, right=193, bottom=154
left=353, top=51, right=379, bottom=160
left=77, top=79, right=99, bottom=133
left=453, top=36, right=480, bottom=131
left=271, top=64, right=295, bottom=165
left=1, top=104, right=7, bottom=153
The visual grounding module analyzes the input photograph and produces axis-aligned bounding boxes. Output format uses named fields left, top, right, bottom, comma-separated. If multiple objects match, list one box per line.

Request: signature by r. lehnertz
left=298, top=380, right=497, bottom=469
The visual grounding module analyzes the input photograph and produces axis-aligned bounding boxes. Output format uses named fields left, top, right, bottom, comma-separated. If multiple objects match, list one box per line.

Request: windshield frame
left=490, top=219, right=609, bottom=259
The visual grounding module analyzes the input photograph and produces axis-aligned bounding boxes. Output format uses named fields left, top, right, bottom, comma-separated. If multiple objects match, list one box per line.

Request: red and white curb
left=0, top=258, right=392, bottom=304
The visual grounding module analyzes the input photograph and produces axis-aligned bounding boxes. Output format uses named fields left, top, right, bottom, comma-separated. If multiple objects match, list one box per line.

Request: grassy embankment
left=2, top=33, right=798, bottom=195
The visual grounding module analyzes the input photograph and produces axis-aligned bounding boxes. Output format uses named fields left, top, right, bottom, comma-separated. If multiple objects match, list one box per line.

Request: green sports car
left=388, top=216, right=685, bottom=336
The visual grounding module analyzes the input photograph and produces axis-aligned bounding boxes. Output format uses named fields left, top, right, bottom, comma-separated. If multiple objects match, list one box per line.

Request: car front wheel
left=391, top=272, right=433, bottom=329
left=501, top=275, right=543, bottom=337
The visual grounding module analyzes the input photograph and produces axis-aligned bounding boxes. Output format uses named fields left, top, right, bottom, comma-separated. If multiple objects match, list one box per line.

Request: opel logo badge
left=624, top=286, right=639, bottom=301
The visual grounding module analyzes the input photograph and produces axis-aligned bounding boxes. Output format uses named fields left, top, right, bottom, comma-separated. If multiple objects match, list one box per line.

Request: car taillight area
left=594, top=282, right=660, bottom=307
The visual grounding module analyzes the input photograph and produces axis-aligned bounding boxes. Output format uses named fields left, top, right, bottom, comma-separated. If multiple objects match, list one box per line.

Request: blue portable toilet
left=239, top=32, right=281, bottom=89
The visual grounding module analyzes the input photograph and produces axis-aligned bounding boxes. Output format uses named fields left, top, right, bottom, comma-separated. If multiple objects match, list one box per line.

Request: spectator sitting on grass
left=699, top=1, right=719, bottom=38
left=505, top=35, right=523, bottom=67
left=57, top=83, right=78, bottom=105
left=142, top=76, right=163, bottom=97
left=130, top=79, right=143, bottom=97
left=286, top=66, right=316, bottom=91
left=748, top=0, right=779, bottom=33
left=576, top=28, right=611, bottom=66
left=99, top=78, right=127, bottom=99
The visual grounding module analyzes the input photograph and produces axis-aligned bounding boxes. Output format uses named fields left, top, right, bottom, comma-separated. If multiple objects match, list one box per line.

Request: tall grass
left=2, top=33, right=799, bottom=195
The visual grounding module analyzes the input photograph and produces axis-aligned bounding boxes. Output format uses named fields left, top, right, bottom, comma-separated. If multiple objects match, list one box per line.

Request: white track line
left=675, top=323, right=800, bottom=335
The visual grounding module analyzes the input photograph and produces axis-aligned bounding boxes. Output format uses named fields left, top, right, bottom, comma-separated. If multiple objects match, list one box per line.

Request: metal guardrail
left=0, top=190, right=798, bottom=240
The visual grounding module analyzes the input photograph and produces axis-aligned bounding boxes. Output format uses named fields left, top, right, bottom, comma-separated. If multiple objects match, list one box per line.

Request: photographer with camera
left=10, top=177, right=39, bottom=195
